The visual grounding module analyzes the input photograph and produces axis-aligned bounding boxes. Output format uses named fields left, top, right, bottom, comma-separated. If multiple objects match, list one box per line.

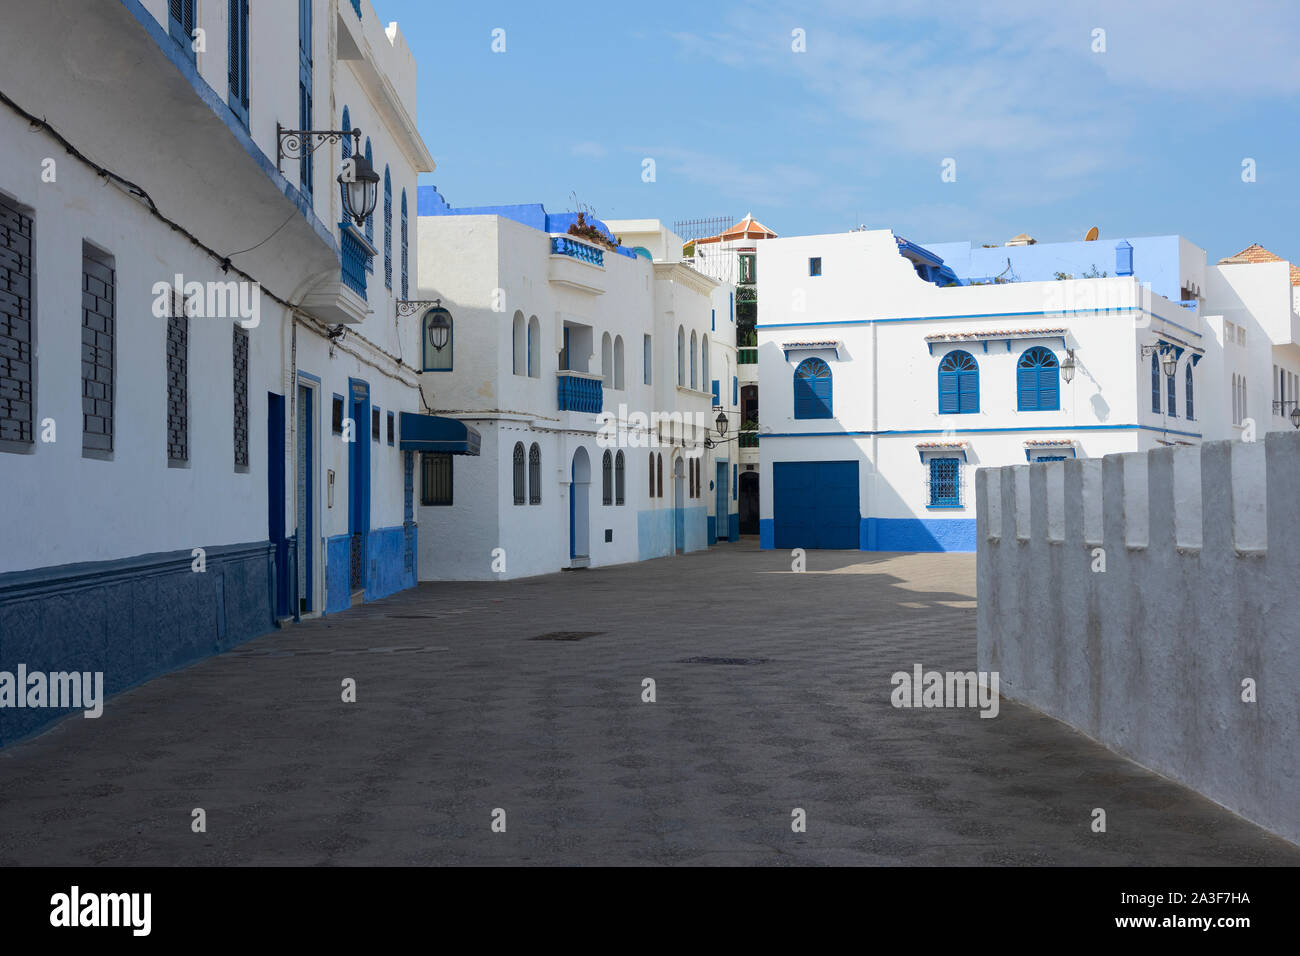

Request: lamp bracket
left=397, top=298, right=443, bottom=318
left=277, top=124, right=361, bottom=174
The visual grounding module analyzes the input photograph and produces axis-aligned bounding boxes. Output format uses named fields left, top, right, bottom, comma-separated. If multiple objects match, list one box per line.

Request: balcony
left=557, top=370, right=603, bottom=413
left=738, top=347, right=757, bottom=365
left=738, top=431, right=759, bottom=448
left=339, top=222, right=376, bottom=299
left=551, top=235, right=605, bottom=266
left=549, top=236, right=607, bottom=296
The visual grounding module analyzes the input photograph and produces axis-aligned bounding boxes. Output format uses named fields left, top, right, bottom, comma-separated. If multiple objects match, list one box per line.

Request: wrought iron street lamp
left=1060, top=349, right=1076, bottom=384
left=338, top=150, right=380, bottom=229
left=1161, top=350, right=1178, bottom=378
left=715, top=410, right=729, bottom=436
left=425, top=304, right=451, bottom=351
left=276, top=124, right=359, bottom=174
left=1291, top=406, right=1300, bottom=430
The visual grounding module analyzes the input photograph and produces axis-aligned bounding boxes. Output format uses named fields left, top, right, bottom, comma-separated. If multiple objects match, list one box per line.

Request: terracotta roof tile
left=1218, top=244, right=1300, bottom=285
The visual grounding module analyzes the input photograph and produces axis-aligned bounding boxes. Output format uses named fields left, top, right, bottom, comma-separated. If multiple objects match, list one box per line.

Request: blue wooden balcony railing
left=557, top=371, right=603, bottom=413
left=551, top=236, right=604, bottom=267
left=340, top=222, right=369, bottom=298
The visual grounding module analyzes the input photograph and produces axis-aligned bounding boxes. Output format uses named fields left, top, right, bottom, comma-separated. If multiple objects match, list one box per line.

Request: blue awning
left=399, top=412, right=481, bottom=455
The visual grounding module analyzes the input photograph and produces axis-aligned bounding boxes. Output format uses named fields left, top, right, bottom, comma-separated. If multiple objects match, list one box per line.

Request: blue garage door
left=773, top=460, right=859, bottom=549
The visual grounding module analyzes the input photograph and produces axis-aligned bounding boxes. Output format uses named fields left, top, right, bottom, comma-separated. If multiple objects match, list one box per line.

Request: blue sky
left=381, top=0, right=1300, bottom=264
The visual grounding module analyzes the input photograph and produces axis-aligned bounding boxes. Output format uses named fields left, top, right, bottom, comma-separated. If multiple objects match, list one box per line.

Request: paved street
left=1, top=542, right=1296, bottom=866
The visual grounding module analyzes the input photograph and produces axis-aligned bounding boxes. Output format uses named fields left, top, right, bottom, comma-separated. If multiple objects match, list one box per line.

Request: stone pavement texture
left=1, top=542, right=1296, bottom=866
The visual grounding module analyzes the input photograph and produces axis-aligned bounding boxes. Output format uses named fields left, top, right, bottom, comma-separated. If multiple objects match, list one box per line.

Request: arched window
left=602, top=450, right=613, bottom=505
left=528, top=443, right=541, bottom=504
left=938, top=350, right=979, bottom=414
left=601, top=333, right=613, bottom=388
left=400, top=189, right=408, bottom=299
left=702, top=336, right=710, bottom=392
left=690, top=331, right=698, bottom=388
left=512, top=311, right=526, bottom=375
left=1232, top=373, right=1239, bottom=424
left=512, top=443, right=525, bottom=505
left=383, top=165, right=392, bottom=290
left=527, top=316, right=539, bottom=377
left=1016, top=347, right=1060, bottom=411
left=1167, top=355, right=1177, bottom=417
left=793, top=357, right=833, bottom=419
left=649, top=451, right=655, bottom=497
left=1151, top=352, right=1161, bottom=413
left=1186, top=364, right=1194, bottom=420
left=363, top=138, right=374, bottom=260
left=613, top=336, right=624, bottom=390
left=677, top=327, right=685, bottom=386
left=615, top=450, right=625, bottom=505
left=657, top=453, right=664, bottom=498
left=423, top=307, right=452, bottom=371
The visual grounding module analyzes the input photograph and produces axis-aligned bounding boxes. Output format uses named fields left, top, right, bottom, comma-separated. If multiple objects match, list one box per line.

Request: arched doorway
left=739, top=470, right=760, bottom=535
left=570, top=447, right=591, bottom=560
left=672, top=455, right=685, bottom=554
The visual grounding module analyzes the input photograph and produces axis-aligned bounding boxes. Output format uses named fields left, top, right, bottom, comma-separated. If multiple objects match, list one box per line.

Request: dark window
left=513, top=442, right=525, bottom=505
left=228, top=0, right=250, bottom=126
left=528, top=443, right=541, bottom=504
left=938, top=350, right=979, bottom=414
left=421, top=452, right=452, bottom=505
left=656, top=453, right=663, bottom=498
left=928, top=457, right=960, bottom=507
left=387, top=410, right=394, bottom=445
left=809, top=257, right=822, bottom=277
left=400, top=190, right=409, bottom=299
left=383, top=167, right=392, bottom=290
left=0, top=195, right=34, bottom=447
left=232, top=326, right=249, bottom=468
left=615, top=450, right=625, bottom=505
left=739, top=253, right=756, bottom=284
left=793, top=357, right=832, bottom=419
left=1186, top=364, right=1195, bottom=420
left=332, top=394, right=343, bottom=434
left=648, top=451, right=655, bottom=497
left=1151, top=352, right=1161, bottom=414
left=371, top=407, right=380, bottom=441
left=1167, top=359, right=1177, bottom=417
left=298, top=0, right=313, bottom=197
left=81, top=243, right=115, bottom=455
left=1016, top=346, right=1060, bottom=412
left=166, top=293, right=188, bottom=463
left=602, top=450, right=613, bottom=505
left=169, top=0, right=197, bottom=60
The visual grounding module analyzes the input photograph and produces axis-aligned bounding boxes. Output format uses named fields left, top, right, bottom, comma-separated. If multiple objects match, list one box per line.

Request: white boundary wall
left=976, top=433, right=1300, bottom=845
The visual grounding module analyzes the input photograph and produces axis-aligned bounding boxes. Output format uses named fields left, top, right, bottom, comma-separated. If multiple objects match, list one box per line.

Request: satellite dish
left=1084, top=226, right=1099, bottom=241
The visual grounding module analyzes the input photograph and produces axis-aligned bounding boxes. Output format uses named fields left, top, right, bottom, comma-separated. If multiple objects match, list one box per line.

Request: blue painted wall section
left=759, top=518, right=774, bottom=549
left=364, top=525, right=416, bottom=602
left=0, top=542, right=273, bottom=748
left=707, top=516, right=716, bottom=545
left=324, top=533, right=351, bottom=613
left=861, top=517, right=976, bottom=553
left=728, top=513, right=740, bottom=541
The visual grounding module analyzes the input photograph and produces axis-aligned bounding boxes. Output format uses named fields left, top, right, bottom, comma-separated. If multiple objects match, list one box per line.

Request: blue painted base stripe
left=861, top=517, right=976, bottom=552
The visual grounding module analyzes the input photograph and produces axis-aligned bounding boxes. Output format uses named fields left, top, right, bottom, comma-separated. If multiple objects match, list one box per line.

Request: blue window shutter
left=733, top=464, right=737, bottom=500
left=958, top=370, right=979, bottom=412
left=1186, top=364, right=1194, bottom=419
left=1167, top=363, right=1177, bottom=417
left=400, top=190, right=408, bottom=299
left=733, top=375, right=738, bottom=406
left=170, top=0, right=196, bottom=59
left=711, top=309, right=715, bottom=331
left=1154, top=354, right=1163, bottom=412
left=227, top=0, right=249, bottom=125
left=1017, top=367, right=1038, bottom=410
left=363, top=140, right=374, bottom=257
left=794, top=358, right=832, bottom=419
left=383, top=167, right=392, bottom=290
left=711, top=379, right=719, bottom=405
left=729, top=293, right=734, bottom=322
left=1039, top=365, right=1059, bottom=410
left=938, top=370, right=958, bottom=413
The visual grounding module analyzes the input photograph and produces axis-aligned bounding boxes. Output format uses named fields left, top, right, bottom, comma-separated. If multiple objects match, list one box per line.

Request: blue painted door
left=296, top=383, right=313, bottom=614
left=268, top=392, right=290, bottom=618
left=772, top=460, right=859, bottom=549
left=347, top=378, right=370, bottom=593
left=715, top=461, right=727, bottom=540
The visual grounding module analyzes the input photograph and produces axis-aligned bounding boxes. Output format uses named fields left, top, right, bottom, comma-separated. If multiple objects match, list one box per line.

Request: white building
left=0, top=0, right=432, bottom=743
left=755, top=228, right=1300, bottom=552
left=411, top=194, right=724, bottom=579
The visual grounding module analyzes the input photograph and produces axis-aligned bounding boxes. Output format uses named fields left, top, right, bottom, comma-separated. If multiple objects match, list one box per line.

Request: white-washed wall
left=976, top=433, right=1300, bottom=844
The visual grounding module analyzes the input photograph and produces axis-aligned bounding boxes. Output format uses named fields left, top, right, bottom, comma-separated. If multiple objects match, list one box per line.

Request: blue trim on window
left=711, top=379, right=720, bottom=405
left=363, top=140, right=374, bottom=268
left=793, top=357, right=833, bottom=419
left=1167, top=356, right=1177, bottom=417
left=227, top=0, right=250, bottom=128
left=383, top=166, right=393, bottom=290
left=169, top=0, right=196, bottom=61
left=937, top=349, right=979, bottom=414
left=1186, top=363, right=1194, bottom=420
left=928, top=457, right=960, bottom=507
left=1151, top=352, right=1161, bottom=413
left=1016, top=346, right=1060, bottom=411
left=400, top=189, right=409, bottom=299
left=733, top=375, right=738, bottom=406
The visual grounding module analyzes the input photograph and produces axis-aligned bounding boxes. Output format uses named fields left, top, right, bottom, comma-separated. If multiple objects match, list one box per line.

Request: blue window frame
left=1186, top=364, right=1194, bottom=420
left=1167, top=356, right=1177, bottom=417
left=809, top=257, right=822, bottom=276
left=733, top=463, right=737, bottom=500
left=711, top=309, right=715, bottom=332
left=383, top=167, right=392, bottom=290
left=711, top=379, right=720, bottom=405
left=929, top=457, right=959, bottom=507
left=1151, top=352, right=1161, bottom=413
left=733, top=375, right=738, bottom=406
left=299, top=0, right=313, bottom=196
left=228, top=0, right=250, bottom=127
left=1016, top=346, right=1059, bottom=411
left=363, top=139, right=374, bottom=268
left=793, top=357, right=832, bottom=419
left=938, top=349, right=979, bottom=414
left=169, top=0, right=197, bottom=61
left=400, top=190, right=408, bottom=299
